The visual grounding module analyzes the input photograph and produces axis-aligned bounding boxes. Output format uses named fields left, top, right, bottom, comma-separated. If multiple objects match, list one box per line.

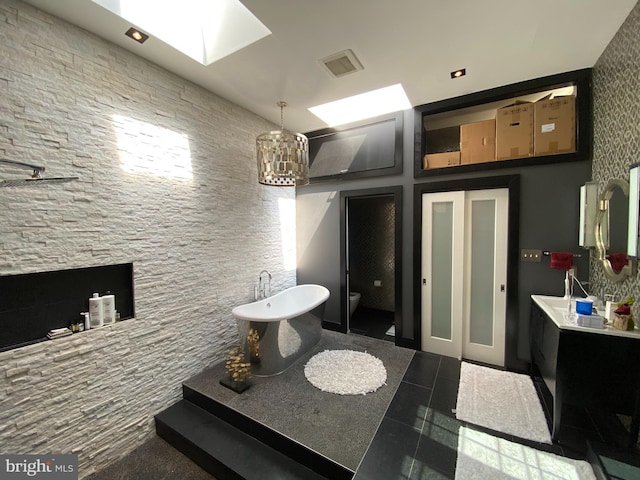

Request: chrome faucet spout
left=259, top=270, right=272, bottom=280
left=257, top=270, right=272, bottom=300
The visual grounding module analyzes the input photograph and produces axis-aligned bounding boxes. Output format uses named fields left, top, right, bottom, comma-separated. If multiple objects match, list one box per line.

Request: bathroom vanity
left=530, top=295, right=640, bottom=445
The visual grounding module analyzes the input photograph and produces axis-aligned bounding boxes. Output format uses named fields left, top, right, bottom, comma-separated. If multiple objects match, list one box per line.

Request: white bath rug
left=456, top=362, right=552, bottom=444
left=304, top=349, right=387, bottom=395
left=456, top=426, right=596, bottom=480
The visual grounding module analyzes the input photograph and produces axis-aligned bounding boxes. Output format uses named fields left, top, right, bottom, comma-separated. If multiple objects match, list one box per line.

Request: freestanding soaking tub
left=231, top=284, right=330, bottom=376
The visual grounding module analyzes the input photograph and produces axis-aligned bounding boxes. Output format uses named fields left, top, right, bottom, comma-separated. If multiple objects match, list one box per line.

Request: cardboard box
left=534, top=96, right=576, bottom=156
left=460, top=119, right=496, bottom=164
left=422, top=152, right=460, bottom=169
left=496, top=102, right=534, bottom=160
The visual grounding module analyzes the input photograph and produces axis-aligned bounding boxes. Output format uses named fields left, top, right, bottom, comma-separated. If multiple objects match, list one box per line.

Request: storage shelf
left=414, top=69, right=592, bottom=178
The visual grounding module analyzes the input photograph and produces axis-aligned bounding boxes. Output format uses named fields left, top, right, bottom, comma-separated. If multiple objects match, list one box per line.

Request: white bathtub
left=232, top=284, right=330, bottom=376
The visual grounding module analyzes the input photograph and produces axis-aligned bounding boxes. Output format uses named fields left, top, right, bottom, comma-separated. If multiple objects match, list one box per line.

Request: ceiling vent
left=319, top=49, right=363, bottom=78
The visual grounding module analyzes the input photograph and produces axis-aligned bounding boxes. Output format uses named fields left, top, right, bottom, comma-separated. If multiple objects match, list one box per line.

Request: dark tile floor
left=182, top=330, right=413, bottom=472
left=85, top=434, right=215, bottom=480
left=349, top=307, right=394, bottom=341
left=354, top=351, right=461, bottom=480
left=355, top=351, right=639, bottom=480
left=88, top=347, right=639, bottom=480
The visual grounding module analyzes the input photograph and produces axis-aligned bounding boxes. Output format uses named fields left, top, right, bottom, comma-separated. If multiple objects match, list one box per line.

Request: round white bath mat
left=304, top=349, right=387, bottom=395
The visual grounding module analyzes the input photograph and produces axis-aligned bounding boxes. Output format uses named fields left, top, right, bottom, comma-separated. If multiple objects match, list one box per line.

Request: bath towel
left=608, top=253, right=629, bottom=273
left=550, top=252, right=573, bottom=270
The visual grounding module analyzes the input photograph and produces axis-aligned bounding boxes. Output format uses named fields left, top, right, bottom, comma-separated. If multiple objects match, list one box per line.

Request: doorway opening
left=340, top=186, right=402, bottom=343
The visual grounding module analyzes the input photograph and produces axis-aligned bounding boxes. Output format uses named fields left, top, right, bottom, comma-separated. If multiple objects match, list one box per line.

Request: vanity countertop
left=531, top=294, right=640, bottom=339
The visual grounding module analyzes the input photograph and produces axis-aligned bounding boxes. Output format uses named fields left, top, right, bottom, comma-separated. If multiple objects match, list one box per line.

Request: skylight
left=309, top=84, right=412, bottom=127
left=92, top=0, right=271, bottom=66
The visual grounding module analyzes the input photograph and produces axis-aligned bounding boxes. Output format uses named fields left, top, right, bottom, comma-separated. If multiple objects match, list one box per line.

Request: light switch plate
left=521, top=249, right=542, bottom=262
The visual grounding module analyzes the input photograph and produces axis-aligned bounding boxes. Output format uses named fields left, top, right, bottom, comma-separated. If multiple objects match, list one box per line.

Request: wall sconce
left=579, top=181, right=599, bottom=248
left=628, top=162, right=640, bottom=258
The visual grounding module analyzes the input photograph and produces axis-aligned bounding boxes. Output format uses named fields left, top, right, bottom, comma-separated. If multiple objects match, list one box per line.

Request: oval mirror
left=595, top=179, right=637, bottom=281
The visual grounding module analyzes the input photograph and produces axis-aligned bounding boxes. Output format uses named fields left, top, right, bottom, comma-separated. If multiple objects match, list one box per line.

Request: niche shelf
left=0, top=263, right=135, bottom=352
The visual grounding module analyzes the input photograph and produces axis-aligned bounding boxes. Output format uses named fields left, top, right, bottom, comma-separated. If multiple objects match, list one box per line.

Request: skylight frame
left=92, top=0, right=271, bottom=66
left=308, top=84, right=412, bottom=127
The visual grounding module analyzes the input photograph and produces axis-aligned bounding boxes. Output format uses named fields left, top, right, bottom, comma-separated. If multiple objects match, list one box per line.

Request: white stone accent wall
left=0, top=0, right=296, bottom=476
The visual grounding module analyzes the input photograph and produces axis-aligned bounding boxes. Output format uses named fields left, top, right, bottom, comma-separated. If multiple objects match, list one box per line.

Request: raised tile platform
left=156, top=330, right=415, bottom=479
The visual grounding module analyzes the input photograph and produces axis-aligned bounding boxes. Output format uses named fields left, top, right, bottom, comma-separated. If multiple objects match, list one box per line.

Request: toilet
left=349, top=292, right=361, bottom=317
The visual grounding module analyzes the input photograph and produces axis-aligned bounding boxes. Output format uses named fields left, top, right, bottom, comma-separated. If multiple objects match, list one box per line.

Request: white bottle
left=89, top=293, right=103, bottom=328
left=605, top=301, right=616, bottom=323
left=102, top=293, right=116, bottom=325
left=83, top=312, right=91, bottom=331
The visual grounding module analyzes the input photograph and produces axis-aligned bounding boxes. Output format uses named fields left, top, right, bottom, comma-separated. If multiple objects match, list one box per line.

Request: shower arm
left=0, top=159, right=45, bottom=178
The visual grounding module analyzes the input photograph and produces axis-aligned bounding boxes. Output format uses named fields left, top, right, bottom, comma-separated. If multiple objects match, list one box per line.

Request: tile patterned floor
left=354, top=352, right=461, bottom=480
left=85, top=434, right=215, bottom=480
left=355, top=351, right=638, bottom=480
left=88, top=347, right=638, bottom=480
left=349, top=307, right=394, bottom=341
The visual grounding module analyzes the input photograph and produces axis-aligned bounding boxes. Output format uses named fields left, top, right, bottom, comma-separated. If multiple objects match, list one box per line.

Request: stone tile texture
left=0, top=0, right=295, bottom=477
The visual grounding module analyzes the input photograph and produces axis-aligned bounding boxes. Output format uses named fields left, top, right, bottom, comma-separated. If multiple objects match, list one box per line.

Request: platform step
left=155, top=400, right=330, bottom=480
left=182, top=384, right=354, bottom=480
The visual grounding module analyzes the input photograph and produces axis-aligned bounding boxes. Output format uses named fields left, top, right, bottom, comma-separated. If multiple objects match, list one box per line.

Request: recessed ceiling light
left=125, top=27, right=149, bottom=44
left=451, top=68, right=466, bottom=79
left=309, top=84, right=411, bottom=127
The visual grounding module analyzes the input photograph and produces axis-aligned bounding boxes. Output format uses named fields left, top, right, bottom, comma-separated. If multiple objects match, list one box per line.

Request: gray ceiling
left=22, top=0, right=638, bottom=133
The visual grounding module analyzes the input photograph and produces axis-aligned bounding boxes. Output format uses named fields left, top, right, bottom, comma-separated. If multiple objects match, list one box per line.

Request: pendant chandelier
left=256, top=101, right=309, bottom=186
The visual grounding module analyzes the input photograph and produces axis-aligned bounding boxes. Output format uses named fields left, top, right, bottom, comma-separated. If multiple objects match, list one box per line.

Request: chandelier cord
left=277, top=100, right=287, bottom=131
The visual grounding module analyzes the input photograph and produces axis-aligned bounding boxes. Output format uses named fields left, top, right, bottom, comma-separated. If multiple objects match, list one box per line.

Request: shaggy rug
left=304, top=349, right=387, bottom=395
left=456, top=426, right=596, bottom=480
left=456, top=362, right=552, bottom=444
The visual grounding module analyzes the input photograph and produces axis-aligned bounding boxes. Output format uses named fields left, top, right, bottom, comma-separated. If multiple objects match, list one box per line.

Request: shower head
left=0, top=159, right=78, bottom=187
left=0, top=177, right=79, bottom=188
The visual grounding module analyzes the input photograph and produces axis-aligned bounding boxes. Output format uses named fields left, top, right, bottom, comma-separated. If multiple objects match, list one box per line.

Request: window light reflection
left=112, top=114, right=193, bottom=181
left=278, top=197, right=296, bottom=271
left=458, top=426, right=586, bottom=479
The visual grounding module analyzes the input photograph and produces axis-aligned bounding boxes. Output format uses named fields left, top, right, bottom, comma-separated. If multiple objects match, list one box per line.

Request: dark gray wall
left=348, top=196, right=395, bottom=312
left=296, top=110, right=414, bottom=331
left=297, top=110, right=591, bottom=364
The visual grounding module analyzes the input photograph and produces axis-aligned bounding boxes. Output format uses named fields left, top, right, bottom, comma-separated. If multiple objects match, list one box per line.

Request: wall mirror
left=595, top=178, right=637, bottom=281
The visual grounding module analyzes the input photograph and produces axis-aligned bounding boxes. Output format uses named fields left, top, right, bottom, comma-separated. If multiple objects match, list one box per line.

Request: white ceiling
left=22, top=0, right=638, bottom=133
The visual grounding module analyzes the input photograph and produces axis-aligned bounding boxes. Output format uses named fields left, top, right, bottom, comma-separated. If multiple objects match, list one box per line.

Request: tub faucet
left=257, top=270, right=272, bottom=300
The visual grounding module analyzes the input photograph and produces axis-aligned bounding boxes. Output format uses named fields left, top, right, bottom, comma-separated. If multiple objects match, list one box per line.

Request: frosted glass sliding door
left=421, top=188, right=508, bottom=366
left=421, top=191, right=464, bottom=358
left=463, top=189, right=508, bottom=366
